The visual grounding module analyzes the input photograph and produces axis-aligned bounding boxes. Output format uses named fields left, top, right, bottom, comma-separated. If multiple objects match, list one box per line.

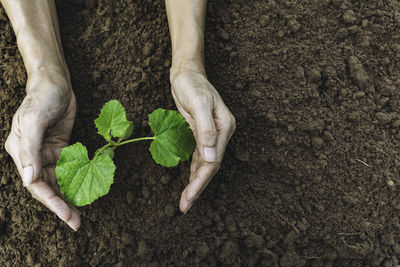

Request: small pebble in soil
left=312, top=175, right=322, bottom=183
left=234, top=149, right=250, bottom=162
left=225, top=216, right=237, bottom=233
left=343, top=10, right=357, bottom=24
left=142, top=43, right=153, bottom=57
left=259, top=15, right=270, bottom=26
left=342, top=195, right=357, bottom=205
left=160, top=175, right=170, bottom=185
left=297, top=220, right=308, bottom=231
left=306, top=68, right=321, bottom=81
left=196, top=242, right=210, bottom=258
left=218, top=28, right=229, bottom=40
left=126, top=191, right=134, bottom=204
left=219, top=240, right=239, bottom=264
left=381, top=233, right=395, bottom=246
left=375, top=112, right=393, bottom=125
left=387, top=179, right=395, bottom=187
left=348, top=111, right=360, bottom=122
left=280, top=251, right=300, bottom=267
left=164, top=204, right=175, bottom=217
left=392, top=120, right=400, bottom=128
left=360, top=35, right=370, bottom=47
left=347, top=25, right=360, bottom=34
left=1, top=175, right=9, bottom=185
left=315, top=204, right=325, bottom=212
left=324, top=66, right=337, bottom=79
left=336, top=28, right=348, bottom=39
left=311, top=137, right=324, bottom=149
left=295, top=67, right=305, bottom=79
left=142, top=186, right=151, bottom=199
left=393, top=244, right=400, bottom=254
left=287, top=19, right=300, bottom=33
left=121, top=232, right=134, bottom=245
left=323, top=131, right=334, bottom=141
left=26, top=253, right=35, bottom=266
left=347, top=56, right=369, bottom=87
left=244, top=232, right=264, bottom=249
left=137, top=240, right=153, bottom=260
left=353, top=91, right=365, bottom=99
left=265, top=113, right=278, bottom=127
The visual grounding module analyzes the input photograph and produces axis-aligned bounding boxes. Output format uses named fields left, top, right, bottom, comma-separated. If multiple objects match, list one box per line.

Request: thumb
left=18, top=113, right=46, bottom=187
left=192, top=107, right=218, bottom=163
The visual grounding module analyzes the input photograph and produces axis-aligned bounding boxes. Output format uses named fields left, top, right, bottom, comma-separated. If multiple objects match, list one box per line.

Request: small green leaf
left=148, top=108, right=196, bottom=167
left=94, top=100, right=133, bottom=141
left=55, top=142, right=116, bottom=206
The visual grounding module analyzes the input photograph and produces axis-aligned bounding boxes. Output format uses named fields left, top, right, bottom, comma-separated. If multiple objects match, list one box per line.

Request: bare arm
left=165, top=0, right=206, bottom=78
left=1, top=0, right=68, bottom=78
left=2, top=0, right=79, bottom=231
left=165, top=0, right=236, bottom=213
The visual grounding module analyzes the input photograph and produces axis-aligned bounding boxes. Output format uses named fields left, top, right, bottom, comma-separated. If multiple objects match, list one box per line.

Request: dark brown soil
left=1, top=0, right=400, bottom=266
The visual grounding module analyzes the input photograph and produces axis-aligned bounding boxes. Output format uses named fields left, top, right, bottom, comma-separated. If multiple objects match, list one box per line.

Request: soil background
left=1, top=0, right=400, bottom=266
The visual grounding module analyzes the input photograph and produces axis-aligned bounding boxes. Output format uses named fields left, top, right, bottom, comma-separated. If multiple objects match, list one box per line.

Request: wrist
left=170, top=58, right=206, bottom=83
left=16, top=29, right=69, bottom=79
left=27, top=64, right=72, bottom=95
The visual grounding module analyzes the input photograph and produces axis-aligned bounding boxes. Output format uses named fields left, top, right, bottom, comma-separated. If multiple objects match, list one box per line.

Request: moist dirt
left=1, top=0, right=400, bottom=266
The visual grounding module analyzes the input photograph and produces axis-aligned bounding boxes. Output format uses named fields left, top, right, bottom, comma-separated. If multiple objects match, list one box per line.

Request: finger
left=4, top=133, right=23, bottom=175
left=189, top=149, right=200, bottom=181
left=42, top=166, right=59, bottom=190
left=180, top=162, right=219, bottom=213
left=42, top=145, right=62, bottom=167
left=18, top=112, right=46, bottom=187
left=214, top=109, right=236, bottom=161
left=191, top=105, right=218, bottom=163
left=180, top=109, right=236, bottom=213
left=28, top=180, right=80, bottom=231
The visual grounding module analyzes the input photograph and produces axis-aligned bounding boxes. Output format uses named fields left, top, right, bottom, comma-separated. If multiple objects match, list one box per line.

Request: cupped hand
left=4, top=66, right=80, bottom=230
left=170, top=70, right=236, bottom=213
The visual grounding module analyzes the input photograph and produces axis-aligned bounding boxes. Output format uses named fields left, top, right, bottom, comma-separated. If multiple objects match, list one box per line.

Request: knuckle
left=209, top=162, right=221, bottom=174
left=221, top=110, right=236, bottom=130
left=200, top=129, right=217, bottom=140
left=230, top=114, right=237, bottom=132
left=213, top=161, right=221, bottom=168
left=4, top=137, right=11, bottom=153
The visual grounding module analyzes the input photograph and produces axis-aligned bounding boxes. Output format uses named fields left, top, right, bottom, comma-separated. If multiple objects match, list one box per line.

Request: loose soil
left=1, top=0, right=400, bottom=266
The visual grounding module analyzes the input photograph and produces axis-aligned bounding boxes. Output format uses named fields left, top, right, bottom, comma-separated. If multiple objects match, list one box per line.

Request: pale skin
left=1, top=0, right=235, bottom=231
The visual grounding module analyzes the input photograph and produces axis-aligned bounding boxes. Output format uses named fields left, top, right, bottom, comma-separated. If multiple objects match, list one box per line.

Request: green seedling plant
left=55, top=100, right=196, bottom=207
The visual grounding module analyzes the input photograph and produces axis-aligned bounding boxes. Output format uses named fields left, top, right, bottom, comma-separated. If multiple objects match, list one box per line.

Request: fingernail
left=186, top=190, right=198, bottom=203
left=203, top=147, right=216, bottom=162
left=184, top=202, right=194, bottom=214
left=67, top=221, right=78, bottom=231
left=22, top=166, right=33, bottom=187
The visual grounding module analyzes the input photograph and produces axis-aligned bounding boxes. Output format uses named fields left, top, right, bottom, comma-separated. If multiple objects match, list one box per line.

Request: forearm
left=1, top=0, right=68, bottom=79
left=165, top=0, right=207, bottom=79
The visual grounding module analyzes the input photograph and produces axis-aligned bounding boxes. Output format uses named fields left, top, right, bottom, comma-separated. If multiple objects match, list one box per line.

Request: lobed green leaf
left=148, top=108, right=196, bottom=167
left=55, top=142, right=116, bottom=206
left=94, top=100, right=133, bottom=141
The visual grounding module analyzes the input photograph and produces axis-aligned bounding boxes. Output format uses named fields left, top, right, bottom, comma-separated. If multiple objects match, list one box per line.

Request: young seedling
left=55, top=100, right=196, bottom=206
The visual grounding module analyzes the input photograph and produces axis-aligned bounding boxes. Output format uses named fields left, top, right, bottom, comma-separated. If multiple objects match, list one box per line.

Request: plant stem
left=93, top=136, right=155, bottom=159
left=118, top=136, right=155, bottom=146
left=94, top=143, right=112, bottom=158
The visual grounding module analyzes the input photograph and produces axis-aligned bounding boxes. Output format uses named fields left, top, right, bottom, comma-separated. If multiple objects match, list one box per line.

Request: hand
left=170, top=70, right=236, bottom=213
left=4, top=66, right=80, bottom=231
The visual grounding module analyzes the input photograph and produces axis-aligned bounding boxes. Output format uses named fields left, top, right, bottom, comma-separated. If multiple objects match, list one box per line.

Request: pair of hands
left=4, top=68, right=235, bottom=231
